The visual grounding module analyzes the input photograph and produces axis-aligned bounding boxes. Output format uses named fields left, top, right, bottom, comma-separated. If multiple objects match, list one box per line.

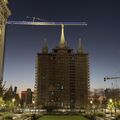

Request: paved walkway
left=96, top=116, right=116, bottom=120
left=96, top=116, right=104, bottom=120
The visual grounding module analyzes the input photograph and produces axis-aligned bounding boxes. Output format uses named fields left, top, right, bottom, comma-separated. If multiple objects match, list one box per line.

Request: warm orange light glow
left=32, top=100, right=35, bottom=104
left=12, top=98, right=15, bottom=102
left=90, top=100, right=93, bottom=104
left=109, top=98, right=113, bottom=103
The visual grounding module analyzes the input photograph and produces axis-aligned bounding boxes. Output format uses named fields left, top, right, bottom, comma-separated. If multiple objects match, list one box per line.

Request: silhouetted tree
left=0, top=80, right=6, bottom=97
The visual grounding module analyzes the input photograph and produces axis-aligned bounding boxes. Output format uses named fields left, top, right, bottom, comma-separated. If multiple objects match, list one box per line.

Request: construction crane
left=104, top=76, right=120, bottom=89
left=26, top=16, right=47, bottom=22
left=7, top=21, right=87, bottom=26
left=7, top=16, right=87, bottom=26
left=104, top=76, right=120, bottom=107
left=104, top=77, right=120, bottom=81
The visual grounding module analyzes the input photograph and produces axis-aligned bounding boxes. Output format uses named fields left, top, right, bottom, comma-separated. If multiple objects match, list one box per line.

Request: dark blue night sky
left=4, top=0, right=120, bottom=91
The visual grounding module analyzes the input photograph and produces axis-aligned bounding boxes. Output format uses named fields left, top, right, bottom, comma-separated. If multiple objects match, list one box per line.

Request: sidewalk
left=96, top=116, right=116, bottom=120
left=96, top=116, right=104, bottom=120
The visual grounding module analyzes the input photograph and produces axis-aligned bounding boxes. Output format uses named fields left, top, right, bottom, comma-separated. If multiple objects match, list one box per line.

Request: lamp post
left=12, top=98, right=15, bottom=112
left=90, top=100, right=93, bottom=113
left=109, top=98, right=113, bottom=116
left=32, top=100, right=35, bottom=113
left=32, top=100, right=35, bottom=107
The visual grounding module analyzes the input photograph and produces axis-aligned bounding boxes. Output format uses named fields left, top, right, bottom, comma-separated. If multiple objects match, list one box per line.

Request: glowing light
left=59, top=24, right=66, bottom=47
left=90, top=100, right=93, bottom=104
left=4, top=0, right=8, bottom=4
left=109, top=99, right=113, bottom=103
left=32, top=100, right=35, bottom=104
left=0, top=28, right=2, bottom=35
left=12, top=98, right=15, bottom=102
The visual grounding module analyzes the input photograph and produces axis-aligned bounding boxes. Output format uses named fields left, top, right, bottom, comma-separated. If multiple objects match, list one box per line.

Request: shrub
left=4, top=115, right=13, bottom=120
left=116, top=114, right=120, bottom=119
left=96, top=112, right=105, bottom=117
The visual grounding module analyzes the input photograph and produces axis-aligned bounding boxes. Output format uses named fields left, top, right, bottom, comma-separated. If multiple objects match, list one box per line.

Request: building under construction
left=0, top=0, right=11, bottom=83
left=35, top=25, right=90, bottom=111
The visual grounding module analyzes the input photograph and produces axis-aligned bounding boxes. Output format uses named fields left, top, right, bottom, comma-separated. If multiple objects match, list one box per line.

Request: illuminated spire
left=42, top=38, right=48, bottom=53
left=77, top=38, right=83, bottom=53
left=4, top=0, right=8, bottom=4
left=59, top=24, right=66, bottom=48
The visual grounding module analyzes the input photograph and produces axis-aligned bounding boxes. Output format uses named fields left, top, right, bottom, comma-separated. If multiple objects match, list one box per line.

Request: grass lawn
left=38, top=115, right=89, bottom=120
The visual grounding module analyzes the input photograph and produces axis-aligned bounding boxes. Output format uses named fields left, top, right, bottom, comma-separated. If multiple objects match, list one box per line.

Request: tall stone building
left=0, top=0, right=11, bottom=82
left=35, top=25, right=90, bottom=110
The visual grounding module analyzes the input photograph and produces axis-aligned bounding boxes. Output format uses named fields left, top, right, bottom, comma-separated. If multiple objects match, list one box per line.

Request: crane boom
left=104, top=77, right=120, bottom=81
left=7, top=21, right=87, bottom=26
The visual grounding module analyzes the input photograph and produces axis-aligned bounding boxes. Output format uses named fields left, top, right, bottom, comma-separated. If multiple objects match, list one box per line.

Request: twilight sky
left=3, top=0, right=120, bottom=92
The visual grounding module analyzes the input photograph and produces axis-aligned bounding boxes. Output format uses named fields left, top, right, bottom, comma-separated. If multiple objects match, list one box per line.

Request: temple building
left=0, top=0, right=11, bottom=82
left=35, top=25, right=90, bottom=111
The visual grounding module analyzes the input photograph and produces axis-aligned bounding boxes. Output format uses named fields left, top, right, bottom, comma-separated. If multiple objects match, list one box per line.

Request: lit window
left=51, top=91, right=54, bottom=95
left=61, top=102, right=64, bottom=107
left=61, top=85, right=64, bottom=90
left=57, top=84, right=60, bottom=89
left=43, top=76, right=45, bottom=80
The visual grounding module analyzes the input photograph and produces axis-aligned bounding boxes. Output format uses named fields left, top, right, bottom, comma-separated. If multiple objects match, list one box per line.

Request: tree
left=0, top=80, right=6, bottom=97
left=0, top=97, right=4, bottom=107
left=107, top=99, right=114, bottom=111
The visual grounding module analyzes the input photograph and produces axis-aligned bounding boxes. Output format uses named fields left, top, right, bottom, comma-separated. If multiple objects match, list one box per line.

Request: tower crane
left=104, top=77, right=120, bottom=81
left=104, top=76, right=120, bottom=89
left=104, top=76, right=120, bottom=101
left=26, top=16, right=47, bottom=22
left=7, top=17, right=88, bottom=26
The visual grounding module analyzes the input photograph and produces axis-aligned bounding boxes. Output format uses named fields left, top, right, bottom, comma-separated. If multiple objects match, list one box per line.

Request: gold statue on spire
left=59, top=24, right=66, bottom=48
left=4, top=0, right=8, bottom=4
left=42, top=38, right=48, bottom=53
left=78, top=38, right=83, bottom=53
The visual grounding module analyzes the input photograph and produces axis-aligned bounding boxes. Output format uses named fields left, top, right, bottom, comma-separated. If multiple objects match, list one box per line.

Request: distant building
left=21, top=91, right=27, bottom=107
left=105, top=88, right=120, bottom=101
left=26, top=88, right=32, bottom=104
left=35, top=25, right=90, bottom=110
left=21, top=88, right=32, bottom=107
left=89, top=89, right=106, bottom=107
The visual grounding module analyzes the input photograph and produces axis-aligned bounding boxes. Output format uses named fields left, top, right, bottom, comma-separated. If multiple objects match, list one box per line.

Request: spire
left=59, top=24, right=66, bottom=48
left=4, top=0, right=8, bottom=4
left=77, top=38, right=83, bottom=53
left=42, top=38, right=48, bottom=53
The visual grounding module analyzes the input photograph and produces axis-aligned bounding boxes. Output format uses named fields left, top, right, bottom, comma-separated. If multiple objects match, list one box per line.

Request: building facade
left=35, top=25, right=90, bottom=110
left=21, top=88, right=32, bottom=107
left=0, top=0, right=11, bottom=82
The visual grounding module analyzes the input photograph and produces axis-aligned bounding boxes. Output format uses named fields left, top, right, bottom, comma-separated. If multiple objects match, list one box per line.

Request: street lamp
left=109, top=99, right=112, bottom=103
left=109, top=98, right=113, bottom=116
left=90, top=100, right=93, bottom=104
left=32, top=100, right=36, bottom=114
left=32, top=100, right=35, bottom=104
left=12, top=98, right=15, bottom=112
left=32, top=100, right=35, bottom=108
left=90, top=100, right=93, bottom=113
left=12, top=98, right=15, bottom=103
